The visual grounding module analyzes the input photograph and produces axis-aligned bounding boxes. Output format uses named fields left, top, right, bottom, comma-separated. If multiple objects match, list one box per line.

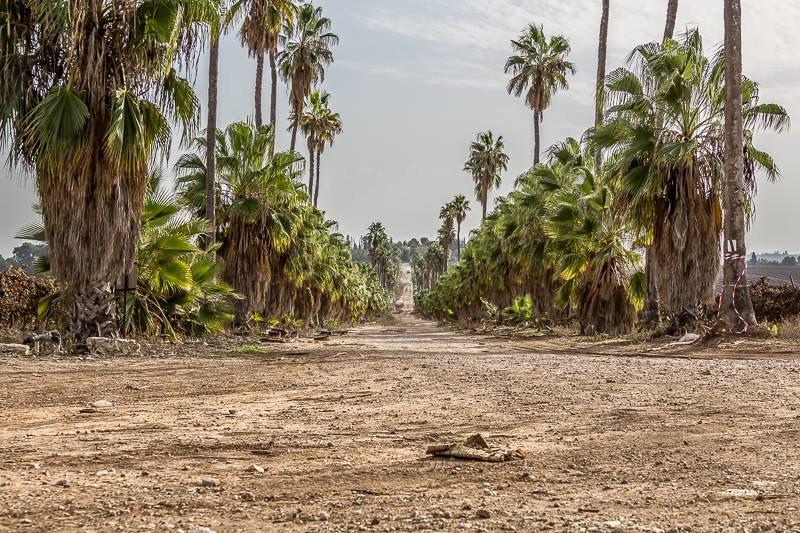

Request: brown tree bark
left=664, top=0, right=678, bottom=40
left=533, top=111, right=541, bottom=165
left=205, top=37, right=220, bottom=247
left=314, top=150, right=321, bottom=207
left=269, top=51, right=278, bottom=130
left=456, top=223, right=461, bottom=261
left=255, top=51, right=264, bottom=127
left=720, top=0, right=757, bottom=329
left=308, top=146, right=316, bottom=201
left=595, top=0, right=609, bottom=171
left=290, top=116, right=299, bottom=152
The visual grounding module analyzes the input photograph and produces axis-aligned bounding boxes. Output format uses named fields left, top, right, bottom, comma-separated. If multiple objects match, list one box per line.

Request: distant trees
left=0, top=243, right=48, bottom=276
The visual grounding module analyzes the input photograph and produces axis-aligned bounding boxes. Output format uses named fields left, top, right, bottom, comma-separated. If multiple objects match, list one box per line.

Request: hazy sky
left=1, top=0, right=798, bottom=256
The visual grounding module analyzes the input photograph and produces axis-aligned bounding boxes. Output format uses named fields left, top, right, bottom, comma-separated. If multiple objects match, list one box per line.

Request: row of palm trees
left=365, top=222, right=400, bottom=292
left=0, top=1, right=385, bottom=343
left=205, top=0, right=341, bottom=242
left=417, top=1, right=789, bottom=333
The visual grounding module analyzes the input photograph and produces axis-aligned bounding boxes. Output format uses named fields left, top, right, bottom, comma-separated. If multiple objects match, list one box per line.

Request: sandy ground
left=1, top=269, right=800, bottom=532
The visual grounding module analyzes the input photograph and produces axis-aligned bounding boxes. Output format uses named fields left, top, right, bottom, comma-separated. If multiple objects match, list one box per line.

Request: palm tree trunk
left=481, top=198, right=487, bottom=222
left=663, top=0, right=678, bottom=40
left=595, top=0, right=609, bottom=171
left=533, top=111, right=541, bottom=165
left=290, top=116, right=299, bottom=152
left=457, top=223, right=461, bottom=261
left=255, top=51, right=264, bottom=127
left=205, top=37, right=220, bottom=247
left=269, top=51, right=278, bottom=130
left=642, top=246, right=660, bottom=326
left=71, top=284, right=117, bottom=343
left=314, top=150, right=321, bottom=207
left=720, top=0, right=756, bottom=329
left=308, top=145, right=315, bottom=199
left=646, top=0, right=679, bottom=323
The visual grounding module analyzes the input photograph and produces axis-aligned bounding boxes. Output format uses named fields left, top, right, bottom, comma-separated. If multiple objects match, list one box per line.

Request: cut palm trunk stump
left=426, top=434, right=527, bottom=462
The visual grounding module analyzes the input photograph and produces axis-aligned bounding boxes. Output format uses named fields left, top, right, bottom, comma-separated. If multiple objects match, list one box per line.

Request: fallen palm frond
left=426, top=434, right=527, bottom=463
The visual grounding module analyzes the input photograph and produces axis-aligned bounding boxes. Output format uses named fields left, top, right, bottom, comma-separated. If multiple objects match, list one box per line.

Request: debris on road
left=425, top=433, right=527, bottom=462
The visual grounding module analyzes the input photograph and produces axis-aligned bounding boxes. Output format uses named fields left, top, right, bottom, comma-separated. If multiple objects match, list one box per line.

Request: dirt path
left=1, top=268, right=800, bottom=531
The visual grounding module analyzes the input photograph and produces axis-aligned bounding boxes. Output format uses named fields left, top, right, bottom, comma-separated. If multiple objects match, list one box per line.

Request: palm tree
left=593, top=30, right=788, bottom=316
left=236, top=0, right=298, bottom=128
left=450, top=194, right=470, bottom=261
left=279, top=3, right=338, bottom=152
left=0, top=0, right=214, bottom=343
left=464, top=131, right=509, bottom=221
left=664, top=0, right=679, bottom=41
left=505, top=24, right=575, bottom=165
left=438, top=203, right=456, bottom=271
left=215, top=122, right=304, bottom=321
left=299, top=91, right=342, bottom=207
left=595, top=0, right=610, bottom=171
left=205, top=2, right=229, bottom=247
left=19, top=172, right=236, bottom=339
left=298, top=92, right=324, bottom=197
left=312, top=93, right=342, bottom=208
left=720, top=0, right=756, bottom=329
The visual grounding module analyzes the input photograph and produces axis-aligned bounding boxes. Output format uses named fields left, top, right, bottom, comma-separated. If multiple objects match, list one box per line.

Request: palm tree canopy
left=504, top=23, right=576, bottom=115
left=451, top=194, right=471, bottom=225
left=299, top=90, right=343, bottom=154
left=278, top=3, right=338, bottom=115
left=464, top=131, right=509, bottom=210
left=234, top=0, right=298, bottom=57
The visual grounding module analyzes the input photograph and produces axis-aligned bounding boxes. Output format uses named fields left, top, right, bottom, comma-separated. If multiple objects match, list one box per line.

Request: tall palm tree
left=593, top=30, right=788, bottom=316
left=664, top=0, right=679, bottom=41
left=299, top=91, right=342, bottom=207
left=450, top=194, right=470, bottom=261
left=236, top=0, right=298, bottom=128
left=595, top=0, right=610, bottom=171
left=313, top=95, right=342, bottom=207
left=206, top=31, right=221, bottom=246
left=0, top=0, right=214, bottom=343
left=720, top=0, right=756, bottom=328
left=438, top=203, right=456, bottom=271
left=279, top=3, right=338, bottom=152
left=505, top=24, right=575, bottom=165
left=464, top=131, right=509, bottom=221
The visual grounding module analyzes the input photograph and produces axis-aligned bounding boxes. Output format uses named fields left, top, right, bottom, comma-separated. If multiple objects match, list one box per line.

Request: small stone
left=55, top=479, right=70, bottom=487
left=476, top=509, right=491, bottom=519
left=238, top=491, right=255, bottom=502
left=201, top=478, right=219, bottom=487
left=370, top=517, right=380, bottom=525
left=228, top=409, right=237, bottom=415
left=318, top=512, right=330, bottom=522
left=90, top=400, right=115, bottom=408
left=248, top=464, right=265, bottom=473
left=193, top=528, right=214, bottom=533
left=28, top=463, right=40, bottom=470
left=604, top=520, right=623, bottom=530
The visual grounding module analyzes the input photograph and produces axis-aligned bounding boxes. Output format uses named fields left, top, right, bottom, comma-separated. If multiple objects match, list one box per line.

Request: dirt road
left=1, top=268, right=800, bottom=531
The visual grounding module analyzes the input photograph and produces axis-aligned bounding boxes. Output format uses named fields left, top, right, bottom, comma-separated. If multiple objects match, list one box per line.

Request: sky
left=1, top=0, right=799, bottom=256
